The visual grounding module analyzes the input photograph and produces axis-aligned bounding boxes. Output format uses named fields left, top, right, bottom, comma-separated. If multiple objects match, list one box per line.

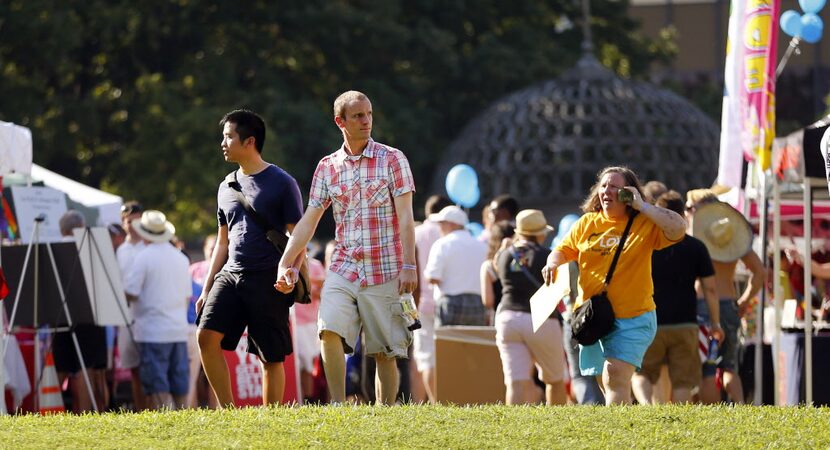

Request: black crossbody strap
left=507, top=244, right=543, bottom=289
left=603, top=212, right=637, bottom=289
left=225, top=170, right=275, bottom=233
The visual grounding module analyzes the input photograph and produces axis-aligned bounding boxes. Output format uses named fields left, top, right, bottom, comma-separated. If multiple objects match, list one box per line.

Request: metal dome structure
left=433, top=54, right=720, bottom=216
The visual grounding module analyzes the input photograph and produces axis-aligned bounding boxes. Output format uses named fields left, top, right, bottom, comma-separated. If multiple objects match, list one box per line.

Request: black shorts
left=197, top=269, right=293, bottom=363
left=52, top=324, right=108, bottom=374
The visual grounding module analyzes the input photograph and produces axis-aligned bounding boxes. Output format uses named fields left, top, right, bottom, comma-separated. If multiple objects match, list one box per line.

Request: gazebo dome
left=434, top=54, right=720, bottom=217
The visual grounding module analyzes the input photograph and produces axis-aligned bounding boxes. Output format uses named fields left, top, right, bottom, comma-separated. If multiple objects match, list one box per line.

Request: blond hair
left=333, top=90, right=369, bottom=118
left=686, top=188, right=718, bottom=207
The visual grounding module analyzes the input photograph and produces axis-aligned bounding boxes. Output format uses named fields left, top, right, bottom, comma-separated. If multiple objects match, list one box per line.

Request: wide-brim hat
left=132, top=210, right=175, bottom=243
left=515, top=209, right=554, bottom=237
left=692, top=201, right=752, bottom=263
left=428, top=205, right=468, bottom=227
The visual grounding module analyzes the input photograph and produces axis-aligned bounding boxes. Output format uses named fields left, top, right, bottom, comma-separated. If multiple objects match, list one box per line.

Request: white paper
left=530, top=264, right=570, bottom=333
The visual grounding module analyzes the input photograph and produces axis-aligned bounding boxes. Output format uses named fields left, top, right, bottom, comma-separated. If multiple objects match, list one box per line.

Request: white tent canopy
left=29, top=164, right=123, bottom=226
left=0, top=121, right=33, bottom=177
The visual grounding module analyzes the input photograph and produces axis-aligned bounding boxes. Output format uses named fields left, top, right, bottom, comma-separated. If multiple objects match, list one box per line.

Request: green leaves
left=0, top=0, right=672, bottom=238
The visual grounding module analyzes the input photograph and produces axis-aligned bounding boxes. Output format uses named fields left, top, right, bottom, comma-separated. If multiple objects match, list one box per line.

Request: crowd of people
left=38, top=89, right=830, bottom=412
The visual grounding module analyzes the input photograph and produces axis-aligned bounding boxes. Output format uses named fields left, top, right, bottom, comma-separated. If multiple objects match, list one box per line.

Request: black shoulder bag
left=569, top=213, right=637, bottom=345
left=225, top=170, right=311, bottom=304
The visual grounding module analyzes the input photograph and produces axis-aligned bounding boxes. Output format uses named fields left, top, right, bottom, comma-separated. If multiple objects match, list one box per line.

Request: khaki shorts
left=318, top=271, right=412, bottom=359
left=495, top=309, right=565, bottom=384
left=639, top=325, right=701, bottom=389
left=118, top=325, right=141, bottom=369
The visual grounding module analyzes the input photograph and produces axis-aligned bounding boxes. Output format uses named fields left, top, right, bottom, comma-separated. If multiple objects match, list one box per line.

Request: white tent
left=768, top=115, right=830, bottom=405
left=29, top=164, right=122, bottom=226
left=0, top=121, right=33, bottom=177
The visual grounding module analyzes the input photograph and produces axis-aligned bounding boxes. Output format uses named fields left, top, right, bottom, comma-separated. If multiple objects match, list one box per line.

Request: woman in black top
left=494, top=210, right=567, bottom=405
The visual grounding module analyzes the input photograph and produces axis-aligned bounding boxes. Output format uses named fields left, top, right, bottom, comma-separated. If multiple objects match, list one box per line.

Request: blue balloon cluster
left=780, top=0, right=825, bottom=44
left=445, top=164, right=480, bottom=208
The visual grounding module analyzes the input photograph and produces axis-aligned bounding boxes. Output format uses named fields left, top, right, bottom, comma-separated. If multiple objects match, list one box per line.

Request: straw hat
left=428, top=205, right=468, bottom=226
left=132, top=210, right=176, bottom=243
left=515, top=209, right=554, bottom=237
left=691, top=201, right=752, bottom=263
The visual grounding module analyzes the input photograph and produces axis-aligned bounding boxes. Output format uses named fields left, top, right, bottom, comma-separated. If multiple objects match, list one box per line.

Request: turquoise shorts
left=579, top=310, right=657, bottom=376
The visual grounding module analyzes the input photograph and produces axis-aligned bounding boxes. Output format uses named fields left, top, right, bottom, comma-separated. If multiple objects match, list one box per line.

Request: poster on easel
left=8, top=186, right=66, bottom=244
left=72, top=227, right=130, bottom=326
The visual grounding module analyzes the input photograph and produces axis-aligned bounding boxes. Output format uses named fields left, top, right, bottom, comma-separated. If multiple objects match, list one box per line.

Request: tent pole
left=804, top=182, right=814, bottom=405
left=753, top=168, right=766, bottom=405
left=772, top=169, right=782, bottom=405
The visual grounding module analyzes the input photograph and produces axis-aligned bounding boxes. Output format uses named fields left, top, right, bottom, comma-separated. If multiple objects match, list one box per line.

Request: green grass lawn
left=1, top=404, right=828, bottom=449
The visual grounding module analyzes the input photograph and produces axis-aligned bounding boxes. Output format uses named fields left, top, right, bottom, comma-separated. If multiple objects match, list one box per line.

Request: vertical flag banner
left=718, top=0, right=780, bottom=187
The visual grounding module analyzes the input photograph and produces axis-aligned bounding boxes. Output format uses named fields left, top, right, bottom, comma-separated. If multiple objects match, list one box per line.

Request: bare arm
left=700, top=275, right=724, bottom=342
left=394, top=191, right=417, bottom=295
left=625, top=186, right=686, bottom=241
left=195, top=225, right=229, bottom=313
left=810, top=260, right=830, bottom=279
left=542, top=249, right=571, bottom=285
left=275, top=207, right=325, bottom=290
left=480, top=261, right=495, bottom=309
left=737, top=250, right=765, bottom=316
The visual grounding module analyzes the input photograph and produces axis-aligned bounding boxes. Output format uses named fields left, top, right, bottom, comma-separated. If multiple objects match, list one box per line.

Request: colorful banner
left=718, top=0, right=780, bottom=187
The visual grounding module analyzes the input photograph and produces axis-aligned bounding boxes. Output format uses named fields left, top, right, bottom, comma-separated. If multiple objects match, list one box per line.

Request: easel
left=1, top=217, right=99, bottom=413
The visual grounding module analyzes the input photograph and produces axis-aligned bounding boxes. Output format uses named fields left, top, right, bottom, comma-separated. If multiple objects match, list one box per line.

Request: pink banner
left=739, top=0, right=779, bottom=170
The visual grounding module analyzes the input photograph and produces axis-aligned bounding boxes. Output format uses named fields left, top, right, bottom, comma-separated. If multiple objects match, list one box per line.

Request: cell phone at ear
left=618, top=189, right=633, bottom=204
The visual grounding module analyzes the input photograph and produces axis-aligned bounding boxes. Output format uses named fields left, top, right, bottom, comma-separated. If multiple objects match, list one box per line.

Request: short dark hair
left=491, top=195, right=519, bottom=219
left=656, top=190, right=685, bottom=216
left=424, top=195, right=452, bottom=217
left=220, top=109, right=266, bottom=153
left=120, top=200, right=143, bottom=218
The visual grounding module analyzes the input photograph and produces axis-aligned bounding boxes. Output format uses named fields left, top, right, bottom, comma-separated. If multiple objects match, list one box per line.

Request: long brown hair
left=580, top=166, right=645, bottom=214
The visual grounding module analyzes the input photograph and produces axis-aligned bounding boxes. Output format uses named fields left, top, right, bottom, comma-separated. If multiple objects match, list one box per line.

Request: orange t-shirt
left=556, top=211, right=679, bottom=318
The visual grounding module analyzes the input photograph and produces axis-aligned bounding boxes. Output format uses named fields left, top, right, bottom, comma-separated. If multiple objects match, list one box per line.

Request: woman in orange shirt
left=542, top=166, right=686, bottom=404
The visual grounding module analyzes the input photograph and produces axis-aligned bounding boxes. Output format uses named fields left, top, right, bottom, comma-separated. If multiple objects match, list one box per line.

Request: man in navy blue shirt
left=196, top=109, right=304, bottom=406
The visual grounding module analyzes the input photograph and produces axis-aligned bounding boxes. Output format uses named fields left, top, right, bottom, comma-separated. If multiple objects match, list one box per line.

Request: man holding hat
left=686, top=188, right=765, bottom=404
left=124, top=210, right=191, bottom=410
left=424, top=205, right=488, bottom=327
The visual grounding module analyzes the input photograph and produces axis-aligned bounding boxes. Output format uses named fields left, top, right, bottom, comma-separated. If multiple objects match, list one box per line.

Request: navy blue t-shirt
left=651, top=234, right=715, bottom=325
left=217, top=165, right=304, bottom=272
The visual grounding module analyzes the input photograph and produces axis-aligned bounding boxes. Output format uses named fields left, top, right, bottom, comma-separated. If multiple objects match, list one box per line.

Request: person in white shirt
left=115, top=201, right=147, bottom=410
left=424, top=206, right=488, bottom=327
left=124, top=210, right=191, bottom=410
left=413, top=195, right=452, bottom=403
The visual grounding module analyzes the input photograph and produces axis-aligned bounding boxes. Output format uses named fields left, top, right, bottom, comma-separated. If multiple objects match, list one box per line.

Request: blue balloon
left=466, top=222, right=484, bottom=238
left=445, top=164, right=480, bottom=208
left=799, top=0, right=826, bottom=14
left=801, top=13, right=824, bottom=43
left=780, top=10, right=803, bottom=37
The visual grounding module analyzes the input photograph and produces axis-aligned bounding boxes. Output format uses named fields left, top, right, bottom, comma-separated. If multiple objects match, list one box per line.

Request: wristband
left=401, top=264, right=417, bottom=271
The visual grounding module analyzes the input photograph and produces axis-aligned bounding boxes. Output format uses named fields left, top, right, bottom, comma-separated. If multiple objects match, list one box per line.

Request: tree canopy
left=0, top=0, right=675, bottom=239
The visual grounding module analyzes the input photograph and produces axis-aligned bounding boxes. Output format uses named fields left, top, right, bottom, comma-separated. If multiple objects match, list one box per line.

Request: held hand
left=398, top=268, right=418, bottom=295
left=710, top=324, right=725, bottom=343
left=541, top=263, right=559, bottom=286
left=274, top=266, right=298, bottom=294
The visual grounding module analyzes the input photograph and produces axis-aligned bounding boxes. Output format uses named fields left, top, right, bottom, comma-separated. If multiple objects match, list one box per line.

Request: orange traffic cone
left=38, top=352, right=65, bottom=414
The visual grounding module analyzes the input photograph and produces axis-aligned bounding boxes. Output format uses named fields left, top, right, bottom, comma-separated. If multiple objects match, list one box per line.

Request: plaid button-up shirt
left=308, top=139, right=416, bottom=286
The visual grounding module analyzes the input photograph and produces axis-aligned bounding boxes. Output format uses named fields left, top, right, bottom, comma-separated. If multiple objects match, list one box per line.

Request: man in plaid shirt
left=276, top=91, right=417, bottom=405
